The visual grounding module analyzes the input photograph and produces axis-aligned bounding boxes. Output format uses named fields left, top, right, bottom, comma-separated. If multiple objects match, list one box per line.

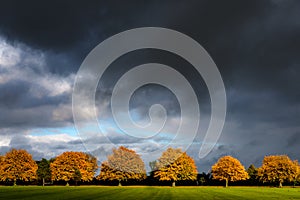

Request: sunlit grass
left=0, top=186, right=299, bottom=200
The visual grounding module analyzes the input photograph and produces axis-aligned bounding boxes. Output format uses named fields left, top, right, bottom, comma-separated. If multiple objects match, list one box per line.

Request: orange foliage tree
left=154, top=148, right=198, bottom=187
left=0, top=149, right=38, bottom=185
left=97, top=146, right=146, bottom=186
left=211, top=155, right=248, bottom=187
left=257, top=155, right=299, bottom=187
left=50, top=151, right=98, bottom=184
left=0, top=154, right=3, bottom=164
left=0, top=155, right=4, bottom=181
left=296, top=163, right=300, bottom=185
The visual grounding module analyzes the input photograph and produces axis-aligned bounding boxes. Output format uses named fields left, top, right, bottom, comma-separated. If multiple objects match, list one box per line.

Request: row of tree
left=0, top=147, right=299, bottom=187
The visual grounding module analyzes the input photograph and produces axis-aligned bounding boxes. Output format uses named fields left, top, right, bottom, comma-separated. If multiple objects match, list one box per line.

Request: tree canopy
left=97, top=146, right=146, bottom=185
left=73, top=168, right=82, bottom=186
left=257, top=155, right=298, bottom=187
left=0, top=149, right=38, bottom=185
left=154, top=148, right=198, bottom=186
left=50, top=151, right=98, bottom=184
left=37, top=158, right=51, bottom=186
left=247, top=164, right=258, bottom=185
left=211, top=155, right=248, bottom=187
left=1, top=148, right=300, bottom=187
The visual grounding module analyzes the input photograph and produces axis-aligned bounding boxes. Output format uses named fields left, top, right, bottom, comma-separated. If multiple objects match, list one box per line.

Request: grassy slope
left=0, top=186, right=299, bottom=200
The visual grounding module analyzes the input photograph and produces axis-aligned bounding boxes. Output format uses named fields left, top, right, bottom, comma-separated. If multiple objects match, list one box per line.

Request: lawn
left=0, top=186, right=299, bottom=200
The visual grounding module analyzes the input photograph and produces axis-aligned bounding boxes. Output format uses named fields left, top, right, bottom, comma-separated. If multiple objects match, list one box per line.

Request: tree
left=97, top=146, right=146, bottom=186
left=247, top=164, right=258, bottom=185
left=149, top=160, right=157, bottom=179
left=257, top=155, right=299, bottom=187
left=0, top=155, right=4, bottom=181
left=149, top=160, right=157, bottom=172
left=293, top=162, right=300, bottom=187
left=73, top=168, right=82, bottom=186
left=154, top=148, right=198, bottom=187
left=197, top=172, right=211, bottom=186
left=0, top=149, right=38, bottom=185
left=37, top=158, right=51, bottom=186
left=198, top=176, right=206, bottom=186
left=211, top=155, right=248, bottom=187
left=50, top=152, right=98, bottom=185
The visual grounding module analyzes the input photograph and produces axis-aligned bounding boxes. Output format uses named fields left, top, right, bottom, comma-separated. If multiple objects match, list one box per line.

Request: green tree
left=154, top=148, right=198, bottom=187
left=37, top=158, right=51, bottom=186
left=247, top=164, right=258, bottom=185
left=197, top=172, right=211, bottom=186
left=149, top=160, right=157, bottom=178
left=198, top=176, right=206, bottom=186
left=258, top=155, right=298, bottom=187
left=0, top=149, right=38, bottom=185
left=97, top=146, right=146, bottom=186
left=73, top=168, right=82, bottom=186
left=149, top=160, right=157, bottom=172
left=211, top=156, right=248, bottom=187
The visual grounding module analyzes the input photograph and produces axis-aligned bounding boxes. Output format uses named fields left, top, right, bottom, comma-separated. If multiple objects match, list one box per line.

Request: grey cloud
left=0, top=0, right=299, bottom=172
left=286, top=132, right=300, bottom=147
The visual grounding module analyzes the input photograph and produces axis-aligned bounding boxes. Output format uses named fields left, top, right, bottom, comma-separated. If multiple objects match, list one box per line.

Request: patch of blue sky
left=30, top=126, right=78, bottom=137
left=128, top=108, right=150, bottom=125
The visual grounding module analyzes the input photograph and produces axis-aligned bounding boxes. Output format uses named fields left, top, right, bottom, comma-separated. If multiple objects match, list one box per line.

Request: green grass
left=0, top=186, right=299, bottom=200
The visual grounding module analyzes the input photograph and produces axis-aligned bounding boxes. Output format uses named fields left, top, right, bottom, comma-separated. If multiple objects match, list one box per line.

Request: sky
left=0, top=0, right=299, bottom=173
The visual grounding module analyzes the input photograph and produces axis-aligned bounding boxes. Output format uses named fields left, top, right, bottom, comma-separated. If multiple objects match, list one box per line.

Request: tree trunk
left=172, top=181, right=176, bottom=187
left=42, top=178, right=45, bottom=187
left=118, top=180, right=122, bottom=186
left=279, top=181, right=283, bottom=188
left=225, top=179, right=228, bottom=188
left=13, top=179, right=17, bottom=186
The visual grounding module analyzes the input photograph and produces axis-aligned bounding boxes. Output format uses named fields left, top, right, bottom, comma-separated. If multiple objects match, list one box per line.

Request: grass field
left=0, top=186, right=299, bottom=200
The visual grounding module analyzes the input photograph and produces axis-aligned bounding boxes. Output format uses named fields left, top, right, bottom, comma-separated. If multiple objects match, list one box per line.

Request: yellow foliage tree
left=257, top=155, right=299, bottom=187
left=50, top=151, right=98, bottom=184
left=293, top=161, right=300, bottom=186
left=0, top=154, right=3, bottom=164
left=0, top=149, right=38, bottom=185
left=154, top=148, right=198, bottom=187
left=211, top=155, right=248, bottom=187
left=297, top=163, right=300, bottom=182
left=0, top=155, right=4, bottom=181
left=97, top=146, right=146, bottom=186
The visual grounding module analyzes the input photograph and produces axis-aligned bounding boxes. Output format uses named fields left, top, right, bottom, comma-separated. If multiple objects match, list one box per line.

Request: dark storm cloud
left=0, top=80, right=70, bottom=109
left=0, top=0, right=270, bottom=74
left=0, top=0, right=299, bottom=171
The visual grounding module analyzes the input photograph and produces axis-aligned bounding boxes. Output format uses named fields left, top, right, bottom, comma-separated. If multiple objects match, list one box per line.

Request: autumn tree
left=0, top=149, right=38, bottom=185
left=0, top=155, right=4, bottom=181
left=50, top=152, right=98, bottom=185
left=257, top=155, right=299, bottom=187
left=211, top=155, right=248, bottom=187
left=37, top=158, right=51, bottom=186
left=293, top=162, right=300, bottom=186
left=154, top=148, right=198, bottom=187
left=0, top=155, right=3, bottom=163
left=97, top=146, right=146, bottom=186
left=297, top=164, right=300, bottom=185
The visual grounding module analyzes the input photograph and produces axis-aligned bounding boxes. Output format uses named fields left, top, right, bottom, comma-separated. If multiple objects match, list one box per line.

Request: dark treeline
left=2, top=171, right=299, bottom=187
